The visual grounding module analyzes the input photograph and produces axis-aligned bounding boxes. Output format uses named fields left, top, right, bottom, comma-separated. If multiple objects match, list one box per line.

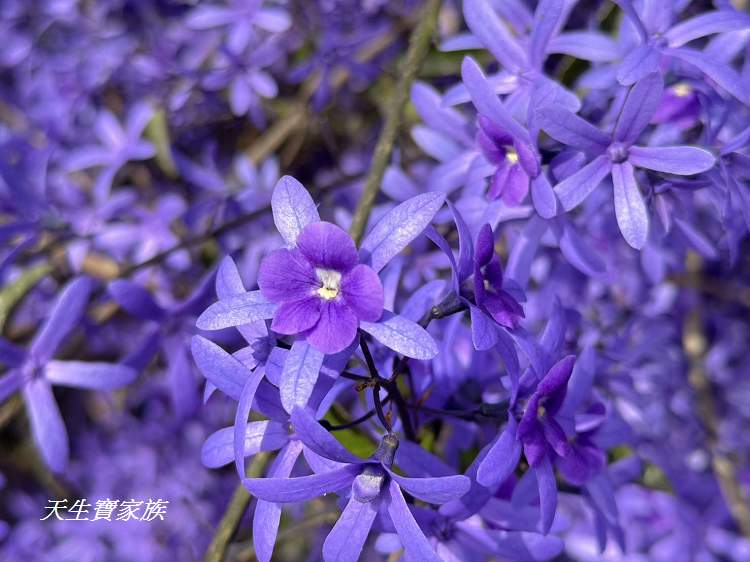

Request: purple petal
left=185, top=6, right=234, bottom=28
left=477, top=417, right=522, bottom=487
left=280, top=340, right=324, bottom=413
left=306, top=300, right=359, bottom=355
left=323, top=495, right=380, bottom=562
left=666, top=11, right=750, bottom=48
left=542, top=418, right=571, bottom=458
left=290, top=407, right=362, bottom=464
left=412, top=125, right=462, bottom=161
left=470, top=305, right=498, bottom=351
left=359, top=192, right=445, bottom=273
left=556, top=220, right=606, bottom=277
left=0, top=369, right=22, bottom=403
left=556, top=442, right=606, bottom=486
left=394, top=440, right=454, bottom=478
left=387, top=481, right=441, bottom=562
left=674, top=217, right=719, bottom=260
left=22, top=378, right=68, bottom=473
left=256, top=7, right=292, bottom=32
left=411, top=82, right=472, bottom=145
left=341, top=265, right=384, bottom=322
left=616, top=44, right=661, bottom=86
left=388, top=472, right=470, bottom=504
left=426, top=226, right=460, bottom=292
left=554, top=155, right=612, bottom=211
left=271, top=176, right=320, bottom=246
left=360, top=311, right=438, bottom=360
left=297, top=221, right=358, bottom=272
left=196, top=291, right=277, bottom=330
left=506, top=217, right=547, bottom=289
left=462, top=0, right=528, bottom=73
left=271, top=297, right=322, bottom=335
left=529, top=0, right=564, bottom=70
left=535, top=455, right=557, bottom=534
left=612, top=162, right=649, bottom=250
left=668, top=47, right=748, bottom=103
left=258, top=248, right=319, bottom=303
left=536, top=107, right=609, bottom=154
left=201, top=421, right=288, bottom=468
left=584, top=471, right=619, bottom=525
left=31, top=276, right=92, bottom=362
left=460, top=57, right=529, bottom=143
left=530, top=173, right=558, bottom=219
left=475, top=223, right=494, bottom=267
left=215, top=255, right=246, bottom=299
left=234, top=368, right=266, bottom=477
left=253, top=441, right=303, bottom=562
left=538, top=355, right=576, bottom=399
left=243, top=465, right=360, bottom=503
left=547, top=32, right=620, bottom=62
left=559, top=347, right=596, bottom=417
left=191, top=335, right=249, bottom=400
left=44, top=361, right=137, bottom=390
left=614, top=73, right=664, bottom=144
left=108, top=280, right=164, bottom=321
left=447, top=201, right=474, bottom=283
left=628, top=145, right=715, bottom=175
left=0, top=338, right=24, bottom=368
left=489, top=529, right=564, bottom=561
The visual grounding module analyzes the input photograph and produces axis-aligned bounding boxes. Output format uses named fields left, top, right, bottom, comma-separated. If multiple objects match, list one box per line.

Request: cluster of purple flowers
left=1, top=0, right=750, bottom=560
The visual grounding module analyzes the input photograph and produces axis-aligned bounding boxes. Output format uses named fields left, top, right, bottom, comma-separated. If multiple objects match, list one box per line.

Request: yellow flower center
left=315, top=268, right=342, bottom=300
left=673, top=83, right=692, bottom=98
left=506, top=147, right=519, bottom=164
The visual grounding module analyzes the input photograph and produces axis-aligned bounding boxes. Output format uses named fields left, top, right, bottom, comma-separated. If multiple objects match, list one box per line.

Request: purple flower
left=185, top=0, right=291, bottom=54
left=613, top=0, right=750, bottom=101
left=537, top=73, right=715, bottom=249
left=461, top=56, right=558, bottom=219
left=244, top=408, right=471, bottom=562
left=197, top=176, right=442, bottom=360
left=64, top=103, right=156, bottom=202
left=476, top=116, right=534, bottom=205
left=258, top=220, right=385, bottom=354
left=518, top=355, right=576, bottom=468
left=0, top=277, right=137, bottom=472
left=428, top=203, right=524, bottom=352
left=474, top=223, right=525, bottom=329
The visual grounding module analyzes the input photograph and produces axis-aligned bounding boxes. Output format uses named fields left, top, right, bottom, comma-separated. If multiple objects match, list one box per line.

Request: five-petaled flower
left=0, top=277, right=137, bottom=473
left=258, top=221, right=384, bottom=354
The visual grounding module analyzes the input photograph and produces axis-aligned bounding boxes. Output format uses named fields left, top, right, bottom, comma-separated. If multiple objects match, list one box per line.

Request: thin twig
left=246, top=19, right=411, bottom=166
left=348, top=0, right=441, bottom=244
left=669, top=272, right=750, bottom=309
left=237, top=508, right=340, bottom=562
left=0, top=262, right=52, bottom=331
left=360, top=335, right=392, bottom=432
left=204, top=453, right=270, bottom=562
left=682, top=254, right=750, bottom=538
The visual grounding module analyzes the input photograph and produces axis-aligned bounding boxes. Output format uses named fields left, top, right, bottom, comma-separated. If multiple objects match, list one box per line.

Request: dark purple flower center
left=21, top=358, right=44, bottom=382
left=607, top=142, right=629, bottom=163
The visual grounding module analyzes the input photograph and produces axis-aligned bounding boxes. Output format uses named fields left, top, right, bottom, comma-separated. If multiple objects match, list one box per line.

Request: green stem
left=0, top=262, right=52, bottom=331
left=348, top=0, right=441, bottom=244
left=204, top=454, right=270, bottom=562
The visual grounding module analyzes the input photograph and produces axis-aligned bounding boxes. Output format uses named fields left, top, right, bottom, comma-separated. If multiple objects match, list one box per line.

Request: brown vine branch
left=204, top=453, right=270, bottom=562
left=348, top=0, right=441, bottom=244
left=682, top=254, right=750, bottom=538
left=246, top=18, right=411, bottom=166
